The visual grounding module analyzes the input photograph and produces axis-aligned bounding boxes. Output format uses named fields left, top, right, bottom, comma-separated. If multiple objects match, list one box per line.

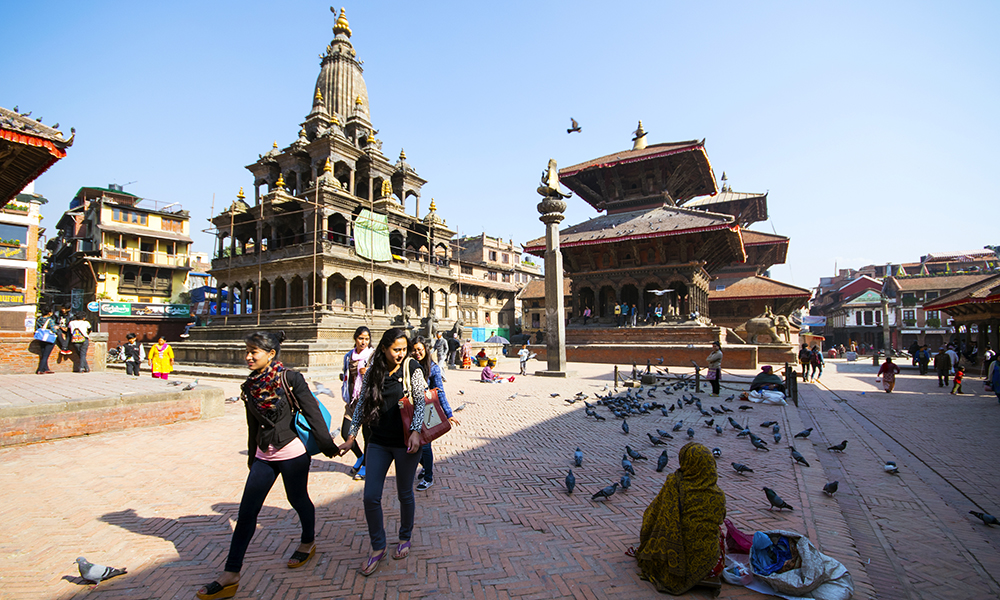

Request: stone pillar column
left=318, top=275, right=328, bottom=311
left=536, top=181, right=569, bottom=377
left=303, top=275, right=312, bottom=309
left=269, top=280, right=276, bottom=312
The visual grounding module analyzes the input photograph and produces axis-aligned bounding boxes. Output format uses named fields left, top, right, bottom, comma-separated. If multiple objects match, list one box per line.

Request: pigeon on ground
left=574, top=448, right=583, bottom=467
left=969, top=511, right=998, bottom=526
left=656, top=429, right=674, bottom=439
left=738, top=405, right=753, bottom=411
left=760, top=421, right=777, bottom=428
left=647, top=432, right=669, bottom=446
left=622, top=420, right=629, bottom=435
left=763, top=487, right=793, bottom=511
left=621, top=455, right=635, bottom=475
left=772, top=424, right=780, bottom=434
left=704, top=419, right=714, bottom=427
left=725, top=394, right=735, bottom=402
left=182, top=379, right=199, bottom=391
left=625, top=445, right=647, bottom=461
left=594, top=414, right=606, bottom=421
left=225, top=396, right=239, bottom=404
left=732, top=462, right=753, bottom=474
left=728, top=417, right=742, bottom=430
left=453, top=403, right=466, bottom=411
left=672, top=421, right=684, bottom=432
left=312, top=381, right=336, bottom=398
left=565, top=470, right=576, bottom=494
left=828, top=440, right=848, bottom=452
left=656, top=450, right=669, bottom=472
left=551, top=393, right=560, bottom=397
left=774, top=432, right=782, bottom=444
left=687, top=427, right=695, bottom=439
left=790, top=446, right=809, bottom=466
left=751, top=437, right=770, bottom=451
left=884, top=461, right=899, bottom=474
left=737, top=427, right=751, bottom=438
left=711, top=447, right=721, bottom=458
left=823, top=481, right=839, bottom=496
left=591, top=482, right=619, bottom=501
left=620, top=473, right=631, bottom=491
left=167, top=380, right=184, bottom=386
left=794, top=428, right=813, bottom=439
left=721, top=406, right=733, bottom=413
left=716, top=425, right=723, bottom=435
left=458, top=390, right=465, bottom=395
left=711, top=406, right=723, bottom=414
left=76, top=557, right=127, bottom=584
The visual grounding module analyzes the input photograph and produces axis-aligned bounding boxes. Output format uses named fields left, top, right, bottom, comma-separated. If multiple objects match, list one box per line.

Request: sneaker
left=416, top=479, right=434, bottom=491
left=354, top=466, right=365, bottom=480
left=417, top=470, right=425, bottom=481
left=349, top=455, right=364, bottom=477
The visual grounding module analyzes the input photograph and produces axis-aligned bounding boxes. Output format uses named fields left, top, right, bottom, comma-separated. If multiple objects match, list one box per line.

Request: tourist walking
left=809, top=345, right=824, bottom=381
left=341, top=326, right=373, bottom=480
left=909, top=341, right=920, bottom=366
left=196, top=331, right=338, bottom=600
left=411, top=337, right=459, bottom=491
left=934, top=347, right=952, bottom=387
left=876, top=356, right=901, bottom=393
left=798, top=344, right=812, bottom=382
left=460, top=338, right=472, bottom=369
left=34, top=307, right=57, bottom=374
left=950, top=366, right=965, bottom=395
left=148, top=336, right=174, bottom=380
left=68, top=313, right=92, bottom=372
left=123, top=333, right=144, bottom=377
left=705, top=342, right=723, bottom=397
left=338, top=328, right=425, bottom=576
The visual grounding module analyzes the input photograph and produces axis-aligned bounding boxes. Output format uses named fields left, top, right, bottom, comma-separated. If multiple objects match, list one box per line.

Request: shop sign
left=99, top=301, right=191, bottom=318
left=87, top=301, right=100, bottom=312
left=0, top=292, right=24, bottom=304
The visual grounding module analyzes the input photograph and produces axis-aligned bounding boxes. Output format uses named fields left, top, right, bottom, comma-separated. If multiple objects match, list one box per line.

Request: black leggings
left=709, top=369, right=720, bottom=395
left=342, top=416, right=363, bottom=459
left=225, top=453, right=314, bottom=572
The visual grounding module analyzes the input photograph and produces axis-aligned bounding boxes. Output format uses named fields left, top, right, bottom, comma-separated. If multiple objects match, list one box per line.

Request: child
left=124, top=333, right=145, bottom=378
left=149, top=336, right=174, bottom=380
left=517, top=344, right=530, bottom=375
left=950, top=366, right=965, bottom=395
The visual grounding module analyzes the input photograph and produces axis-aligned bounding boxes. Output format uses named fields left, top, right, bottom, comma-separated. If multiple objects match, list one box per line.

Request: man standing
left=68, top=313, right=92, bottom=372
left=446, top=333, right=460, bottom=368
left=934, top=347, right=952, bottom=387
left=433, top=332, right=448, bottom=378
left=916, top=345, right=930, bottom=375
left=945, top=344, right=960, bottom=375
left=614, top=302, right=623, bottom=328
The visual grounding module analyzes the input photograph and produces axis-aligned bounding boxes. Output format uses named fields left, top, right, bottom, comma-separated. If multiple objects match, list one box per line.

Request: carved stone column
left=537, top=194, right=568, bottom=376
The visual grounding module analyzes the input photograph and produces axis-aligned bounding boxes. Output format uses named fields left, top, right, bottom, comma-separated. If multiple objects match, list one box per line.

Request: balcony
left=102, top=246, right=190, bottom=268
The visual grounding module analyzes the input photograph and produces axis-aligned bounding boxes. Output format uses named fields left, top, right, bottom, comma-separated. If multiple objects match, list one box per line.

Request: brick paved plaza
left=1, top=357, right=998, bottom=599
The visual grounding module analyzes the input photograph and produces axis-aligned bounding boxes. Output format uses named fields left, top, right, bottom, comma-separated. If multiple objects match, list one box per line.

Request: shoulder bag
left=399, top=359, right=451, bottom=445
left=34, top=318, right=56, bottom=344
left=280, top=372, right=333, bottom=455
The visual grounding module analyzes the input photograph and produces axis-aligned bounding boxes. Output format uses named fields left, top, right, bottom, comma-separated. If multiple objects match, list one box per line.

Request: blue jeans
left=225, top=453, right=314, bottom=572
left=363, top=442, right=420, bottom=551
left=36, top=341, right=54, bottom=373
left=418, top=443, right=435, bottom=482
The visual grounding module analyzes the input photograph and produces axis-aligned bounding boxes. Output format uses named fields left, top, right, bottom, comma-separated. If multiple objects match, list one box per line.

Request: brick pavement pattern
left=0, top=360, right=873, bottom=599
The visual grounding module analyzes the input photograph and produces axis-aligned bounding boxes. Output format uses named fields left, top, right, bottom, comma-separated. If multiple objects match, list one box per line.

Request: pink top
left=255, top=436, right=307, bottom=461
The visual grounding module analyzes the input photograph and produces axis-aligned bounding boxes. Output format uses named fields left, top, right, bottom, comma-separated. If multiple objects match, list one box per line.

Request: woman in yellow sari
left=637, top=442, right=727, bottom=595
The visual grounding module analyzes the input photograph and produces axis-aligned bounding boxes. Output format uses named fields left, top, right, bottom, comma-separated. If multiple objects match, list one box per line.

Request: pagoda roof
left=709, top=275, right=811, bottom=301
left=686, top=190, right=768, bottom=227
left=0, top=106, right=73, bottom=207
left=558, top=140, right=717, bottom=212
left=923, top=273, right=1000, bottom=311
left=886, top=273, right=992, bottom=293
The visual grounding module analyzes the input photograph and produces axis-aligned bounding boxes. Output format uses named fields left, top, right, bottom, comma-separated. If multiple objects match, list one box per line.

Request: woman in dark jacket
left=339, top=328, right=426, bottom=577
left=196, top=331, right=337, bottom=600
left=34, top=308, right=57, bottom=374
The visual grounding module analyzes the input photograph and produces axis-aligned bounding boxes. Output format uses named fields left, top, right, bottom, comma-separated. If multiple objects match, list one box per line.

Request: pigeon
left=721, top=406, right=733, bottom=413
left=620, top=473, right=631, bottom=491
left=182, top=379, right=199, bottom=391
left=647, top=432, right=669, bottom=446
left=715, top=425, right=723, bottom=435
left=625, top=445, right=647, bottom=460
left=794, top=428, right=813, bottom=439
left=751, top=436, right=770, bottom=451
left=969, top=511, right=998, bottom=526
left=725, top=394, right=735, bottom=402
left=823, top=481, right=839, bottom=496
left=672, top=421, right=684, bottom=432
left=225, top=396, right=240, bottom=404
left=167, top=380, right=184, bottom=386
left=763, top=487, right=793, bottom=511
left=827, top=440, right=848, bottom=452
left=737, top=427, right=751, bottom=438
left=565, top=470, right=576, bottom=494
left=772, top=424, right=780, bottom=434
left=732, top=462, right=753, bottom=474
left=453, top=403, right=466, bottom=411
left=790, top=446, right=809, bottom=466
left=711, top=406, right=723, bottom=415
left=574, top=448, right=583, bottom=467
left=738, top=405, right=753, bottom=411
left=312, top=381, right=336, bottom=398
left=711, top=447, right=721, bottom=458
left=686, top=427, right=695, bottom=439
left=622, top=420, right=629, bottom=435
left=773, top=432, right=782, bottom=444
left=621, top=455, right=635, bottom=475
left=594, top=414, right=606, bottom=421
left=458, top=390, right=465, bottom=395
left=656, top=429, right=674, bottom=439
left=591, top=482, right=619, bottom=501
left=884, top=461, right=899, bottom=474
left=728, top=417, right=742, bottom=430
left=656, top=450, right=669, bottom=472
left=704, top=419, right=714, bottom=427
left=76, top=557, right=127, bottom=584
left=551, top=393, right=560, bottom=397
left=760, top=421, right=777, bottom=428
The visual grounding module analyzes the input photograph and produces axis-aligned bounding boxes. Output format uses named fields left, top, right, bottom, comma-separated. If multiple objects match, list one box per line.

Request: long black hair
left=412, top=336, right=432, bottom=384
left=245, top=330, right=286, bottom=357
left=357, top=328, right=411, bottom=428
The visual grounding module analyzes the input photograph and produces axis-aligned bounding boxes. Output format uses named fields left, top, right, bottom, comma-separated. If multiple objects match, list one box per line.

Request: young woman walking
left=411, top=337, right=459, bottom=491
left=338, top=328, right=425, bottom=576
left=341, top=326, right=373, bottom=480
left=196, top=331, right=338, bottom=600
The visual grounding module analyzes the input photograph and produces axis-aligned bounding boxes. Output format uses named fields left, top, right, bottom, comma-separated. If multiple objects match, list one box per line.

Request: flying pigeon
left=574, top=448, right=583, bottom=467
left=732, top=462, right=753, bottom=474
left=794, top=428, right=813, bottom=439
left=656, top=450, right=669, bottom=472
left=567, top=118, right=581, bottom=134
left=969, top=511, right=998, bottom=526
left=76, top=557, right=127, bottom=584
left=790, top=446, right=809, bottom=466
left=565, top=470, right=576, bottom=494
left=823, top=481, right=839, bottom=496
left=591, top=482, right=619, bottom=501
left=182, top=379, right=199, bottom=391
left=828, top=440, right=848, bottom=452
left=312, top=381, right=337, bottom=398
left=763, top=487, right=793, bottom=511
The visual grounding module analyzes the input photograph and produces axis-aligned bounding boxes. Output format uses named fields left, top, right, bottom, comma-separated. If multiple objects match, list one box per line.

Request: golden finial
left=429, top=198, right=437, bottom=212
left=272, top=140, right=278, bottom=149
left=323, top=158, right=332, bottom=173
left=275, top=173, right=286, bottom=190
left=331, top=112, right=341, bottom=125
left=399, top=148, right=407, bottom=160
left=366, top=129, right=376, bottom=143
left=355, top=95, right=363, bottom=106
left=237, top=187, right=245, bottom=200
left=333, top=7, right=352, bottom=37
left=314, top=87, right=323, bottom=103
left=380, top=179, right=393, bottom=199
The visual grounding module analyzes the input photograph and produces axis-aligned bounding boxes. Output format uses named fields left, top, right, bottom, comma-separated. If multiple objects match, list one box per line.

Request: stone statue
left=425, top=311, right=437, bottom=338
left=450, top=317, right=464, bottom=340
left=381, top=179, right=393, bottom=199
left=742, top=307, right=789, bottom=345
left=775, top=315, right=791, bottom=344
left=537, top=159, right=572, bottom=199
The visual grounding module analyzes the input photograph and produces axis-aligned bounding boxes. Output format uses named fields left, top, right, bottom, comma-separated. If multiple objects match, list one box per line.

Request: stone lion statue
left=743, top=307, right=789, bottom=345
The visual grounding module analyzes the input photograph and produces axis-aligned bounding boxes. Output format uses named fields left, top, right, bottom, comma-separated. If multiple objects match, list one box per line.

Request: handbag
left=280, top=372, right=333, bottom=455
left=705, top=368, right=718, bottom=381
left=399, top=359, right=452, bottom=445
left=34, top=328, right=56, bottom=344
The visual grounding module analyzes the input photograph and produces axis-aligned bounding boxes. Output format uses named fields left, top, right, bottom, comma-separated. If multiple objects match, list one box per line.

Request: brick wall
left=0, top=332, right=107, bottom=374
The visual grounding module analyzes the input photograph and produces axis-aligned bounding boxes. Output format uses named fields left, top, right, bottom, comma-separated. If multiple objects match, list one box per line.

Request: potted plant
left=903, top=318, right=916, bottom=327
left=926, top=317, right=941, bottom=328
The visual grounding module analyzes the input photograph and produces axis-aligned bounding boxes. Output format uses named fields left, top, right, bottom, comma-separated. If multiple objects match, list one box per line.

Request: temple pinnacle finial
left=632, top=120, right=648, bottom=150
left=355, top=95, right=363, bottom=106
left=366, top=129, right=376, bottom=143
left=273, top=140, right=278, bottom=149
left=429, top=198, right=437, bottom=212
left=237, top=187, right=245, bottom=201
left=314, top=87, right=324, bottom=103
left=275, top=173, right=286, bottom=190
left=324, top=158, right=332, bottom=173
left=332, top=7, right=352, bottom=37
left=399, top=148, right=407, bottom=160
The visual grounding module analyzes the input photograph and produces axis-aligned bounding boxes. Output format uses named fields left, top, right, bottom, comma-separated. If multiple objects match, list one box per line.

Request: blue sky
left=7, top=0, right=999, bottom=290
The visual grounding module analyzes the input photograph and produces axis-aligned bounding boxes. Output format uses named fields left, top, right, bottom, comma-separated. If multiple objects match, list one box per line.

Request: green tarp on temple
left=354, top=209, right=391, bottom=262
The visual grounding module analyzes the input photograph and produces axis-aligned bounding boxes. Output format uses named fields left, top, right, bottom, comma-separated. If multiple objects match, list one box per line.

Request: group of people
left=34, top=306, right=92, bottom=374
left=196, top=326, right=459, bottom=599
left=609, top=302, right=667, bottom=327
left=797, top=344, right=825, bottom=383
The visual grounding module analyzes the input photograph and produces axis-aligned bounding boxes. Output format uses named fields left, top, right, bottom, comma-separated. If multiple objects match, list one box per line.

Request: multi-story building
left=0, top=186, right=45, bottom=330
left=452, top=234, right=541, bottom=340
left=884, top=273, right=993, bottom=351
left=518, top=276, right=571, bottom=342
left=45, top=185, right=194, bottom=344
left=823, top=288, right=896, bottom=350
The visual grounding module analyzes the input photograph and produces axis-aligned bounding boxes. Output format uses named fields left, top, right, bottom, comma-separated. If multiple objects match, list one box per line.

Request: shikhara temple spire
left=313, top=6, right=369, bottom=124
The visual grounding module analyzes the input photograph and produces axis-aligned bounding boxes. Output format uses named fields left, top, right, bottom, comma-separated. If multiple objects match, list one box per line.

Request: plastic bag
left=750, top=530, right=854, bottom=600
left=722, top=554, right=753, bottom=586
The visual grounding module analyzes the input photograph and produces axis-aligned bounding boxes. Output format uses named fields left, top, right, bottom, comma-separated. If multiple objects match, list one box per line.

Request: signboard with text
left=98, top=302, right=191, bottom=319
left=0, top=292, right=25, bottom=304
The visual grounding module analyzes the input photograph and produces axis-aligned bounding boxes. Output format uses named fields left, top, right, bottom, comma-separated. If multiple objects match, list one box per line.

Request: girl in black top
left=339, top=328, right=426, bottom=576
left=196, top=331, right=337, bottom=600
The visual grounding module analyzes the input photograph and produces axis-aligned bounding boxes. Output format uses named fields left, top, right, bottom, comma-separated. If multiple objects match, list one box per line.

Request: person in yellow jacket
left=149, top=335, right=174, bottom=380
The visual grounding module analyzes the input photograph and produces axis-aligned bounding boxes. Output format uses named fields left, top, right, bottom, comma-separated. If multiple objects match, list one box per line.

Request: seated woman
left=481, top=359, right=499, bottom=382
left=750, top=365, right=785, bottom=393
left=635, top=442, right=726, bottom=594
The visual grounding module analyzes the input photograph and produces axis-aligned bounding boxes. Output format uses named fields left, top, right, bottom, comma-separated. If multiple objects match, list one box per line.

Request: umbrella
left=485, top=335, right=510, bottom=345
